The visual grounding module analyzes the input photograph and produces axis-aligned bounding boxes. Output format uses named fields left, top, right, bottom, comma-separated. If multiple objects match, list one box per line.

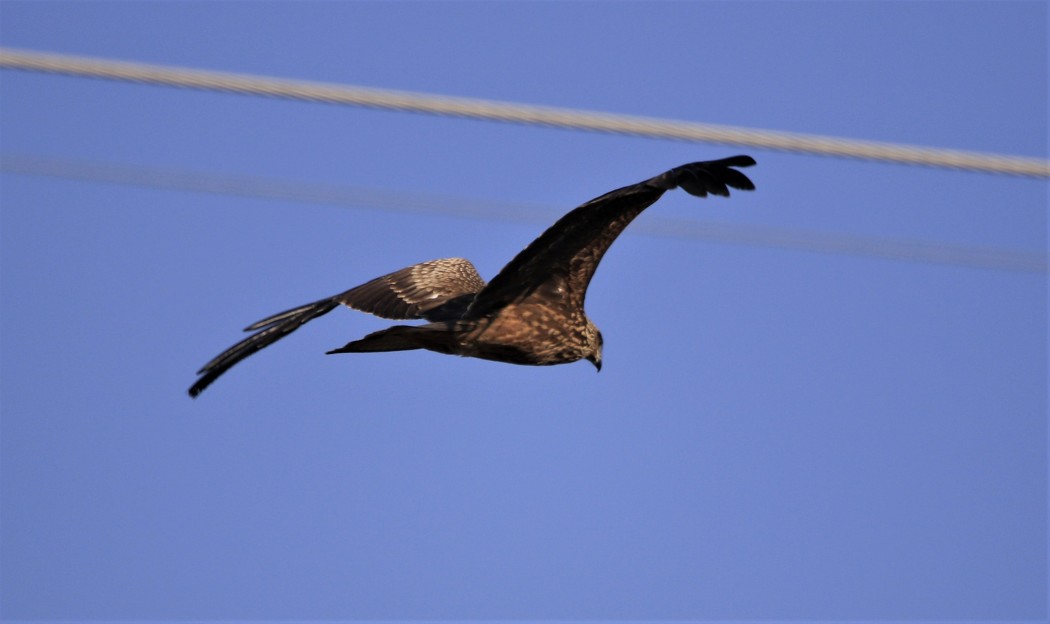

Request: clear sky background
left=1, top=1, right=1046, bottom=621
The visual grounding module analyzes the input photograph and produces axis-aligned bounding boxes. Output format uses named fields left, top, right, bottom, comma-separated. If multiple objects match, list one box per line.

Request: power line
left=2, top=47, right=1047, bottom=178
left=3, top=154, right=1044, bottom=274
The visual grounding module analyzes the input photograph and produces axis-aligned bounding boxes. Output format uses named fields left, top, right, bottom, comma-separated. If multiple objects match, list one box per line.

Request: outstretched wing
left=188, top=258, right=485, bottom=397
left=467, top=156, right=756, bottom=318
left=335, top=257, right=486, bottom=321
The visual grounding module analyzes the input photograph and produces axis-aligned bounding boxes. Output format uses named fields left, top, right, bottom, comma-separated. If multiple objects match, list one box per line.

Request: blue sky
left=1, top=1, right=1046, bottom=621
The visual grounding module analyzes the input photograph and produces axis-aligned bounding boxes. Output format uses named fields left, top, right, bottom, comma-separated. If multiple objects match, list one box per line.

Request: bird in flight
left=189, top=156, right=756, bottom=397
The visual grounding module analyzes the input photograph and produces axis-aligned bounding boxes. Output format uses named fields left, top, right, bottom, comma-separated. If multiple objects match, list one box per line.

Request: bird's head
left=584, top=319, right=603, bottom=372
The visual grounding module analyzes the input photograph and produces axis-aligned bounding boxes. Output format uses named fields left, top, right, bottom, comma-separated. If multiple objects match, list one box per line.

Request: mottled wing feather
left=336, top=257, right=486, bottom=321
left=468, top=156, right=756, bottom=317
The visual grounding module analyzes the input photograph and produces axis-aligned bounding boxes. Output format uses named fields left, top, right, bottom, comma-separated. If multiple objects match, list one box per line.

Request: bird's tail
left=326, top=324, right=455, bottom=355
left=188, top=296, right=340, bottom=398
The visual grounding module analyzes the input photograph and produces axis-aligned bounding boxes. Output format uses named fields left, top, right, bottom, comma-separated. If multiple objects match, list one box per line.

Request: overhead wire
left=1, top=47, right=1048, bottom=178
left=3, top=154, right=1044, bottom=274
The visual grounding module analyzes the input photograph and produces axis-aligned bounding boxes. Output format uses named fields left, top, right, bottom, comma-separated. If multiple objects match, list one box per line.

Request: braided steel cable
left=2, top=47, right=1047, bottom=178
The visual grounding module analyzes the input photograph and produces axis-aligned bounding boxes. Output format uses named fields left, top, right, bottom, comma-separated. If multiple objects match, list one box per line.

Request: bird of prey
left=188, top=156, right=756, bottom=397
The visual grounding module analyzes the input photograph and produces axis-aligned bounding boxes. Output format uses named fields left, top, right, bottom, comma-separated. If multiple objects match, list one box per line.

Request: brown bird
left=188, top=156, right=756, bottom=397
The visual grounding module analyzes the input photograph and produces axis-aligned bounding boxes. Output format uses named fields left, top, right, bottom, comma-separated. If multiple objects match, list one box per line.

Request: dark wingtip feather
left=720, top=155, right=756, bottom=168
left=189, top=298, right=340, bottom=398
left=678, top=180, right=709, bottom=197
left=721, top=168, right=755, bottom=191
left=188, top=371, right=220, bottom=398
left=664, top=155, right=756, bottom=197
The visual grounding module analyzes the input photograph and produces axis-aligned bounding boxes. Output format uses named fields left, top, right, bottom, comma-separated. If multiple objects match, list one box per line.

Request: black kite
left=189, top=156, right=756, bottom=397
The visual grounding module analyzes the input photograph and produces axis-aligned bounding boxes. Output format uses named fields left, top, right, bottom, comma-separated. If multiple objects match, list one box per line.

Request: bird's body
left=189, top=156, right=756, bottom=397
